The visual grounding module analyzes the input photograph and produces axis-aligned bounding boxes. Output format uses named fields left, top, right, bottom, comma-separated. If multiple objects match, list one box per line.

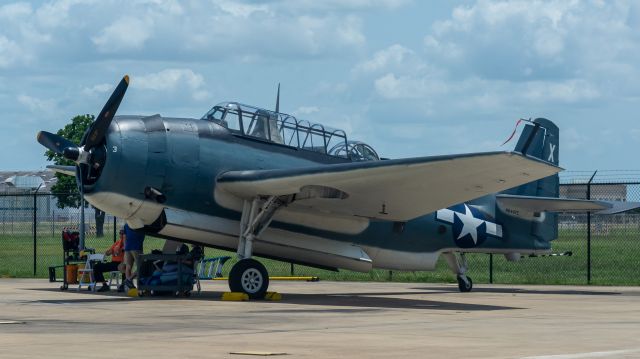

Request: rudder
left=501, top=118, right=560, bottom=246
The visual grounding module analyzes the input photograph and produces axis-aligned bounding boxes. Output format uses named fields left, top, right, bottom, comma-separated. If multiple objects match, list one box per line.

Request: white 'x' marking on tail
left=548, top=143, right=556, bottom=162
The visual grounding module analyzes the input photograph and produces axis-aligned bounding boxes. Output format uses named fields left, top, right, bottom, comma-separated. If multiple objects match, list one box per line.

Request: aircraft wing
left=217, top=151, right=561, bottom=221
left=496, top=194, right=640, bottom=214
left=47, top=165, right=76, bottom=176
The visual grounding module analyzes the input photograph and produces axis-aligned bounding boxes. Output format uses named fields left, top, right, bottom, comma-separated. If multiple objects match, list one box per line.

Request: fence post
left=33, top=184, right=43, bottom=277
left=489, top=253, right=493, bottom=284
left=290, top=262, right=294, bottom=276
left=586, top=170, right=597, bottom=285
left=113, top=216, right=117, bottom=243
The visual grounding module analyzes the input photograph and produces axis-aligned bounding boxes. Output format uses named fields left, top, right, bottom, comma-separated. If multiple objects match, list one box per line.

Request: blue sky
left=1, top=0, right=640, bottom=171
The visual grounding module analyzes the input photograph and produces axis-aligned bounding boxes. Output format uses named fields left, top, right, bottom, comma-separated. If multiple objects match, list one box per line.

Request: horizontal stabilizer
left=47, top=165, right=76, bottom=176
left=496, top=194, right=640, bottom=215
left=597, top=201, right=640, bottom=214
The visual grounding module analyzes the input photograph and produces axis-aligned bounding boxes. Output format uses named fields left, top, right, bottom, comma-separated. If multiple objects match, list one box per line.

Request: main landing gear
left=228, top=195, right=290, bottom=299
left=443, top=252, right=473, bottom=292
left=229, top=258, right=269, bottom=299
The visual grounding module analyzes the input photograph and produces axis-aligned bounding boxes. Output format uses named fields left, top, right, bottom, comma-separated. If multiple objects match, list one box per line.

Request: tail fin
left=499, top=118, right=559, bottom=246
left=511, top=118, right=559, bottom=198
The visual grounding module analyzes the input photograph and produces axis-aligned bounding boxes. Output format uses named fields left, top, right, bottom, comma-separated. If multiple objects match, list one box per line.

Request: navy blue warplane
left=37, top=76, right=639, bottom=298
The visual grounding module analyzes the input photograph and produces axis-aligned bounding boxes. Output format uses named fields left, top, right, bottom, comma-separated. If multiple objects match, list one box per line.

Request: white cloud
left=81, top=83, right=113, bottom=96
left=357, top=0, right=640, bottom=115
left=133, top=68, right=209, bottom=101
left=521, top=80, right=599, bottom=103
left=0, top=1, right=373, bottom=69
left=35, top=0, right=94, bottom=29
left=136, top=0, right=183, bottom=15
left=92, top=16, right=153, bottom=52
left=0, top=2, right=32, bottom=19
left=135, top=69, right=203, bottom=91
left=293, top=106, right=319, bottom=115
left=217, top=0, right=270, bottom=18
left=0, top=35, right=22, bottom=68
left=336, top=16, right=365, bottom=47
left=271, top=0, right=409, bottom=12
left=17, top=94, right=56, bottom=114
left=425, top=0, right=640, bottom=88
left=374, top=73, right=446, bottom=99
left=354, top=44, right=413, bottom=73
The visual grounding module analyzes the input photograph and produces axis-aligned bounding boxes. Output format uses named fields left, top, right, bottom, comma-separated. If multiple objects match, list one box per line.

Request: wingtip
left=124, top=74, right=130, bottom=84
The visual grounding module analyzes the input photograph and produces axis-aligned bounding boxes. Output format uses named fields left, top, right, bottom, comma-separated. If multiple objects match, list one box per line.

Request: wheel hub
left=241, top=268, right=263, bottom=293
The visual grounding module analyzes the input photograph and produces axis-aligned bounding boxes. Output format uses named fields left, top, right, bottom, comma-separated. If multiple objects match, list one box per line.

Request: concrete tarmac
left=0, top=279, right=639, bottom=358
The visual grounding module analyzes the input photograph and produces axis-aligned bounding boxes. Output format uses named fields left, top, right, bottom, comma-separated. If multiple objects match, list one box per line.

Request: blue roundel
left=449, top=204, right=488, bottom=248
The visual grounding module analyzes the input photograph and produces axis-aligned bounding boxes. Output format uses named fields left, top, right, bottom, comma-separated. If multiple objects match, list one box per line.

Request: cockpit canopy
left=201, top=102, right=380, bottom=161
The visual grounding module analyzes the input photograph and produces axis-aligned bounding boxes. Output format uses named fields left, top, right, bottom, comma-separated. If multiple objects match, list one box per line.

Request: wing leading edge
left=217, top=151, right=561, bottom=222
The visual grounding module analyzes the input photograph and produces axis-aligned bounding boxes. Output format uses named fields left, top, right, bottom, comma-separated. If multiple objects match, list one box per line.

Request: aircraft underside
left=89, top=190, right=444, bottom=272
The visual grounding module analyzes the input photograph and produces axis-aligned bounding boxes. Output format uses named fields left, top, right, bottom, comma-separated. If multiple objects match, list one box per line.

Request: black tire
left=228, top=258, right=269, bottom=299
left=457, top=275, right=473, bottom=292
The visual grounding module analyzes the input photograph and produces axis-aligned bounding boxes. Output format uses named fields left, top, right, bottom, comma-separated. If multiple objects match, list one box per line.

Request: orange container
left=66, top=264, right=78, bottom=284
left=77, top=263, right=91, bottom=283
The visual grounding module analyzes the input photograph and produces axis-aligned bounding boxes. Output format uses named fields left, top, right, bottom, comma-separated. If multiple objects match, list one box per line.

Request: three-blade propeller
left=37, top=75, right=129, bottom=165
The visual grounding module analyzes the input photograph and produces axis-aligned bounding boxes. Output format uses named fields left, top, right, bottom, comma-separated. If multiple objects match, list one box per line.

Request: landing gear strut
left=229, top=195, right=290, bottom=299
left=444, top=252, right=473, bottom=292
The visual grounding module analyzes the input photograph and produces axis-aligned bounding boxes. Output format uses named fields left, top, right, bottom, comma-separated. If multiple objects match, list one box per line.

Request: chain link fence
left=1, top=170, right=639, bottom=285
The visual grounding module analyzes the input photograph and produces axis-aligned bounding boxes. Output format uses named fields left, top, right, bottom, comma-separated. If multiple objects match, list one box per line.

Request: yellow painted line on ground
left=221, top=292, right=249, bottom=301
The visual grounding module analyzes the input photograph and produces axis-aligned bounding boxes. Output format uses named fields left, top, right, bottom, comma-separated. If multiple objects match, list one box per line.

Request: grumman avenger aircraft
left=37, top=76, right=640, bottom=298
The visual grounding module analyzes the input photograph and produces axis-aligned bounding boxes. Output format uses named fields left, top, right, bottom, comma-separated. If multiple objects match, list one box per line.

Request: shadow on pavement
left=411, top=286, right=621, bottom=296
left=26, top=287, right=520, bottom=311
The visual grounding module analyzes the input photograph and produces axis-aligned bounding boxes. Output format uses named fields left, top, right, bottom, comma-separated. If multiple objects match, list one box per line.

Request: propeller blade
left=46, top=165, right=76, bottom=176
left=83, top=75, right=129, bottom=149
left=37, top=131, right=78, bottom=155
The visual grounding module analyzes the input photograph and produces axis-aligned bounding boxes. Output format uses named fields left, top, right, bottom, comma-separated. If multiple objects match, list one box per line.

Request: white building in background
left=0, top=171, right=59, bottom=222
left=0, top=170, right=58, bottom=194
left=0, top=171, right=110, bottom=237
left=560, top=184, right=628, bottom=202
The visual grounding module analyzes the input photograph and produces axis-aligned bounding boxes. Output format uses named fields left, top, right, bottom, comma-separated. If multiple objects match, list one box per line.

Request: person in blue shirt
left=123, top=223, right=145, bottom=290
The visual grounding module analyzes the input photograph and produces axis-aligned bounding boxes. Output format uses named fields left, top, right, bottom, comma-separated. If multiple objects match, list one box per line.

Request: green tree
left=45, top=114, right=94, bottom=208
left=45, top=114, right=106, bottom=237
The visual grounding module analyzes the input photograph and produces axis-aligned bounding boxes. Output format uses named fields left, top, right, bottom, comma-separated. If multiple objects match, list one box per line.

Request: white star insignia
left=455, top=204, right=485, bottom=244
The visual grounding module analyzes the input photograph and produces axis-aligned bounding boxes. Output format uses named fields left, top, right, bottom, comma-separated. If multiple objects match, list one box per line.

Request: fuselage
left=84, top=115, right=552, bottom=272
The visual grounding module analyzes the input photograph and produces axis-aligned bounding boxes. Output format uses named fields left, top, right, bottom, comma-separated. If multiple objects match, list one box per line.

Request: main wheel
left=457, top=275, right=473, bottom=292
left=229, top=258, right=269, bottom=299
